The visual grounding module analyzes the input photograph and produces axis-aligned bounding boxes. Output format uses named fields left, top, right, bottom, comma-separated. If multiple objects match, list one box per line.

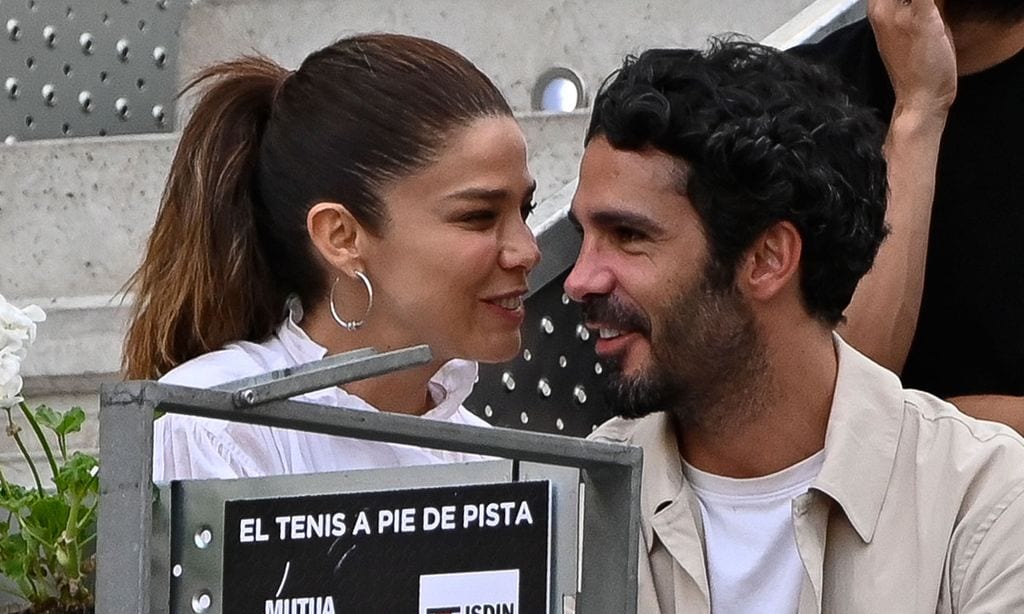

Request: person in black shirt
left=794, top=0, right=1024, bottom=432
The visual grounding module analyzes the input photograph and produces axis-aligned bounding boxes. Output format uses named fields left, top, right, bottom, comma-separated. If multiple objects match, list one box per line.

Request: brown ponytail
left=122, top=56, right=289, bottom=379
left=123, top=34, right=513, bottom=379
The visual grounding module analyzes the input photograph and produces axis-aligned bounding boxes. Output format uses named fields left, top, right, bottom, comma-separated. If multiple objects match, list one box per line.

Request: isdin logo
left=419, top=569, right=520, bottom=614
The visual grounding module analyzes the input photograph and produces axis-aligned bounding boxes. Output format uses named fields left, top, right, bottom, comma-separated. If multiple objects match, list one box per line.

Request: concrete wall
left=179, top=0, right=813, bottom=114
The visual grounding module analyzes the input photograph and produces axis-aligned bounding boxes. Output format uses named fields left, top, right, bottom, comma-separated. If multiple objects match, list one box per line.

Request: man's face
left=565, top=137, right=764, bottom=426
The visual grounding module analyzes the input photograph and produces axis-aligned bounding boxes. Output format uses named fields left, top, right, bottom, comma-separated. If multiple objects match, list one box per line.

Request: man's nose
left=564, top=244, right=615, bottom=303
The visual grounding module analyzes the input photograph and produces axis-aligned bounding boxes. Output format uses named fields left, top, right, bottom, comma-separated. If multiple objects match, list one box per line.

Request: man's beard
left=586, top=266, right=767, bottom=433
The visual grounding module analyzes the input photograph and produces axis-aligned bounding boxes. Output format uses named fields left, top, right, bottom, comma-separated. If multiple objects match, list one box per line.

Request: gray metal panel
left=1, top=0, right=185, bottom=142
left=468, top=268, right=614, bottom=438
left=520, top=462, right=582, bottom=613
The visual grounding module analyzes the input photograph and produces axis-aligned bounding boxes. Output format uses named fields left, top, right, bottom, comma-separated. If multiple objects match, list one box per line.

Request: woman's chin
left=464, top=334, right=521, bottom=364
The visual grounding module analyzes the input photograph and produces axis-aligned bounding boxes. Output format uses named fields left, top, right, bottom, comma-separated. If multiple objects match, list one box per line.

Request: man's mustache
left=581, top=295, right=652, bottom=336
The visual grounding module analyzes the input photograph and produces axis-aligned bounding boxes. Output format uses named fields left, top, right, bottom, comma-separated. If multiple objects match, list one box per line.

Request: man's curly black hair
left=586, top=39, right=889, bottom=326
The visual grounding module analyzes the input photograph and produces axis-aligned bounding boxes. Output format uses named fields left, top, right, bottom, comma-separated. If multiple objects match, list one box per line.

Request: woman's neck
left=298, top=301, right=442, bottom=416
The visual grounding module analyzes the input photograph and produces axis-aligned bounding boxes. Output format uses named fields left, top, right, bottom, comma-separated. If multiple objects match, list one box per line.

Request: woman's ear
left=739, top=220, right=802, bottom=303
left=307, top=202, right=365, bottom=275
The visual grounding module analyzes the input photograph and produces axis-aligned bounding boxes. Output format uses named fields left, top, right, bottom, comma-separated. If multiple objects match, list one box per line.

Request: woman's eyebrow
left=446, top=180, right=536, bottom=203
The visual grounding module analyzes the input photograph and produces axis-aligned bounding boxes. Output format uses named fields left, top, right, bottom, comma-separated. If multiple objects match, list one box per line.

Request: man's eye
left=614, top=226, right=645, bottom=243
left=520, top=201, right=538, bottom=221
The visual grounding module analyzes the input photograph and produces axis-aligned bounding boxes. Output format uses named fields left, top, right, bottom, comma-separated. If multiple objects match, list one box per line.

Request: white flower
left=0, top=349, right=24, bottom=408
left=0, top=293, right=46, bottom=407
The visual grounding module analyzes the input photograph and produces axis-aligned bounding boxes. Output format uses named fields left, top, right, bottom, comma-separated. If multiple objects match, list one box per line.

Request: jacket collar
left=634, top=334, right=903, bottom=546
left=812, top=335, right=904, bottom=543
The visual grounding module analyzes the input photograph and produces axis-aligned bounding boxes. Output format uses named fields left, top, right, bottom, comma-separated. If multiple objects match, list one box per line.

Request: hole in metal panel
left=79, top=32, right=94, bottom=54
left=537, top=379, right=552, bottom=398
left=116, top=38, right=130, bottom=62
left=193, top=526, right=213, bottom=549
left=115, top=97, right=130, bottom=120
left=41, top=84, right=56, bottom=106
left=190, top=591, right=212, bottom=613
left=43, top=25, right=57, bottom=48
left=7, top=19, right=23, bottom=41
left=575, top=324, right=590, bottom=341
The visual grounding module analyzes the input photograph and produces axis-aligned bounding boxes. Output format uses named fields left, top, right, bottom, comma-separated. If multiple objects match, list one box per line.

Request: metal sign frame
left=97, top=346, right=641, bottom=614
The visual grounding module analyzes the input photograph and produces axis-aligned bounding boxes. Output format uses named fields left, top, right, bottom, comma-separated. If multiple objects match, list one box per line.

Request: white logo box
left=419, top=568, right=520, bottom=614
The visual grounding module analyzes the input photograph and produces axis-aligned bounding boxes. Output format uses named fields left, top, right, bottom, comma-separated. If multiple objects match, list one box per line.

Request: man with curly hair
left=566, top=23, right=1024, bottom=614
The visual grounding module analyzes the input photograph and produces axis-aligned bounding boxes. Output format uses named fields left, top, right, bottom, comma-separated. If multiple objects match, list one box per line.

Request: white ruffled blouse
left=152, top=300, right=490, bottom=481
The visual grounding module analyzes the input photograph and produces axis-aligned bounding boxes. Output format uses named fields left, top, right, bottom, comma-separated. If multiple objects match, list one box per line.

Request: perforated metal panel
left=1, top=0, right=185, bottom=142
left=466, top=260, right=616, bottom=438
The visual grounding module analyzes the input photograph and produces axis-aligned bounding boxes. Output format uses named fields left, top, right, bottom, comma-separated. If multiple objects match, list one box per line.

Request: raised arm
left=839, top=0, right=956, bottom=372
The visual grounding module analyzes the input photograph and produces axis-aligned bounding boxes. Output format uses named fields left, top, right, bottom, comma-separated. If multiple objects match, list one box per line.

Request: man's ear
left=307, top=202, right=366, bottom=275
left=738, top=220, right=802, bottom=302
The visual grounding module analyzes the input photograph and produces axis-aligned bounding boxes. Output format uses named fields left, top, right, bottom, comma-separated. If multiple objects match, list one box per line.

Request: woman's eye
left=520, top=201, right=538, bottom=220
left=458, top=210, right=497, bottom=226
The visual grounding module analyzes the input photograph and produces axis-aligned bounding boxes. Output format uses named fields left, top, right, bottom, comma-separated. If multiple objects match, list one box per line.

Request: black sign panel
left=222, top=481, right=550, bottom=613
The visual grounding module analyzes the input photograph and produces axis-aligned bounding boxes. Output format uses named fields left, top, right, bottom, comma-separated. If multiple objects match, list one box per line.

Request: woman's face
left=359, top=116, right=540, bottom=363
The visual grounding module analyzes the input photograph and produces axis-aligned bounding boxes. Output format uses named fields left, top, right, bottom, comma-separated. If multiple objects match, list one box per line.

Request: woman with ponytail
left=123, top=34, right=540, bottom=480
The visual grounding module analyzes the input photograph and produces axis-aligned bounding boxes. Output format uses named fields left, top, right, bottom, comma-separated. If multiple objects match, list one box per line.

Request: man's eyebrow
left=588, top=209, right=664, bottom=235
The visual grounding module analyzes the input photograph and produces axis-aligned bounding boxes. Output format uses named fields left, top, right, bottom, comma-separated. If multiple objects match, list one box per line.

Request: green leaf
left=21, top=498, right=70, bottom=549
left=0, top=532, right=31, bottom=577
left=54, top=453, right=99, bottom=500
left=32, top=404, right=62, bottom=433
left=56, top=407, right=86, bottom=436
left=0, top=482, right=37, bottom=514
left=33, top=404, right=86, bottom=437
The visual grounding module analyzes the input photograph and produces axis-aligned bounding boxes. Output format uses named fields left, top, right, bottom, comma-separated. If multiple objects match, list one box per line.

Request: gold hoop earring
left=329, top=271, right=373, bottom=331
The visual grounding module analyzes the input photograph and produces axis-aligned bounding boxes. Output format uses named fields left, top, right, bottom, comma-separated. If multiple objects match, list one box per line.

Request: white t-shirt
left=683, top=450, right=825, bottom=614
left=152, top=299, right=491, bottom=482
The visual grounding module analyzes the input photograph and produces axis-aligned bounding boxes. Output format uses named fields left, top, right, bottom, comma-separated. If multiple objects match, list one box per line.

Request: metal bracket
left=213, top=345, right=432, bottom=408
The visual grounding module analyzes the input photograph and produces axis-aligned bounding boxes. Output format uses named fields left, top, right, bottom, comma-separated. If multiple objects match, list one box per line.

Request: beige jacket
left=592, top=337, right=1024, bottom=613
